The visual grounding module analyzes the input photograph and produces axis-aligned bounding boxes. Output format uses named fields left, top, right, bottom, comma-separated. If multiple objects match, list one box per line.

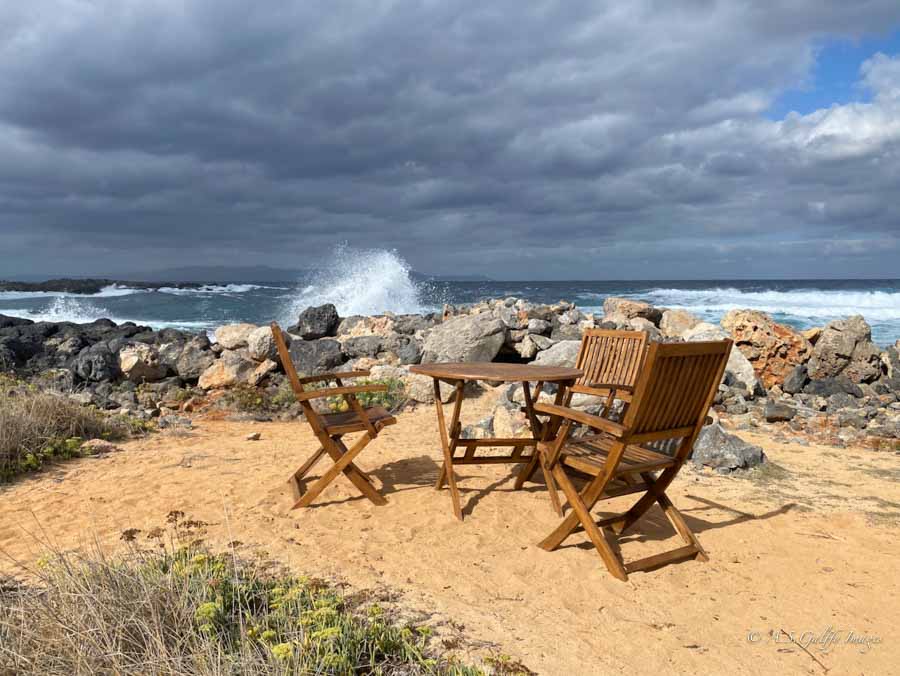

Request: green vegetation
left=0, top=374, right=145, bottom=481
left=224, top=381, right=298, bottom=414
left=327, top=378, right=407, bottom=414
left=0, top=516, right=484, bottom=675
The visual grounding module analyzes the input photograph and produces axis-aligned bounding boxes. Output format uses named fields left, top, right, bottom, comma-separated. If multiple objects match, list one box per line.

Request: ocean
left=2, top=252, right=899, bottom=346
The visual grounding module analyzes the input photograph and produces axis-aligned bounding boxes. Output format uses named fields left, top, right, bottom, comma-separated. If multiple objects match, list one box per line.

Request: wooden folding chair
left=270, top=322, right=397, bottom=509
left=533, top=340, right=732, bottom=580
left=515, top=329, right=648, bottom=513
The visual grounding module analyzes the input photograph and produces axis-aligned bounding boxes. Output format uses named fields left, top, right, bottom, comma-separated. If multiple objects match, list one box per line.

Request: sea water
left=2, top=249, right=899, bottom=346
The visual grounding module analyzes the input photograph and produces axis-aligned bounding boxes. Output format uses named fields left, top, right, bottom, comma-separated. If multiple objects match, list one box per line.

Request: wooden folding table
left=409, top=362, right=582, bottom=520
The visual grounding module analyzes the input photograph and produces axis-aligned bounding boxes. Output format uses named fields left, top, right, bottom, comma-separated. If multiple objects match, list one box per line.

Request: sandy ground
left=2, top=391, right=899, bottom=675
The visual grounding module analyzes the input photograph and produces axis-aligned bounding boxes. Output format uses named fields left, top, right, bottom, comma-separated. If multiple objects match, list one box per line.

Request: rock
left=214, top=323, right=257, bottom=350
left=530, top=334, right=556, bottom=351
left=867, top=414, right=900, bottom=439
left=659, top=309, right=701, bottom=337
left=806, top=315, right=871, bottom=381
left=532, top=340, right=581, bottom=367
left=33, top=368, right=77, bottom=392
left=247, top=325, right=283, bottom=362
left=175, top=337, right=216, bottom=380
left=691, top=423, right=766, bottom=472
left=395, top=338, right=423, bottom=365
left=291, top=304, right=339, bottom=340
left=802, top=327, right=822, bottom=344
left=248, top=359, right=279, bottom=386
left=80, top=438, right=121, bottom=455
left=0, top=340, right=16, bottom=371
left=720, top=310, right=812, bottom=389
left=835, top=410, right=868, bottom=429
left=527, top=318, right=552, bottom=334
left=514, top=335, right=539, bottom=359
left=337, top=315, right=396, bottom=338
left=782, top=364, right=809, bottom=395
left=288, top=338, right=345, bottom=375
left=881, top=345, right=900, bottom=391
left=826, top=392, right=858, bottom=412
left=0, top=314, right=34, bottom=329
left=550, top=324, right=584, bottom=341
left=602, top=297, right=662, bottom=325
left=803, top=376, right=863, bottom=398
left=342, top=335, right=383, bottom=358
left=421, top=314, right=506, bottom=363
left=119, top=343, right=169, bottom=383
left=73, top=343, right=120, bottom=382
left=844, top=340, right=882, bottom=384
left=683, top=323, right=762, bottom=396
left=158, top=415, right=193, bottom=429
left=404, top=373, right=454, bottom=403
left=764, top=400, right=796, bottom=422
left=197, top=350, right=257, bottom=389
left=246, top=432, right=261, bottom=441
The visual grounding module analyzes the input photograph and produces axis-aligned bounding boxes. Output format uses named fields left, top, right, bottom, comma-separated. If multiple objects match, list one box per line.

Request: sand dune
left=1, top=392, right=898, bottom=675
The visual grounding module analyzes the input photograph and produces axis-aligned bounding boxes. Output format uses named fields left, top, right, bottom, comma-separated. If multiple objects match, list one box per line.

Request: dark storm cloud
left=1, top=0, right=899, bottom=279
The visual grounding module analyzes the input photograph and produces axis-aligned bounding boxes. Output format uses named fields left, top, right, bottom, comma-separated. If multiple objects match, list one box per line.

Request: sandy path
left=1, top=392, right=898, bottom=675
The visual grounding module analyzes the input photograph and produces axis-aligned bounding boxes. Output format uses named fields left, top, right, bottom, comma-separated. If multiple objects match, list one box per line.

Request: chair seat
left=322, top=406, right=396, bottom=435
left=559, top=433, right=676, bottom=477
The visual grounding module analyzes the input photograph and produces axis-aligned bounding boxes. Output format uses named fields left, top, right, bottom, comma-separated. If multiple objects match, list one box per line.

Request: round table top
left=409, top=361, right=583, bottom=382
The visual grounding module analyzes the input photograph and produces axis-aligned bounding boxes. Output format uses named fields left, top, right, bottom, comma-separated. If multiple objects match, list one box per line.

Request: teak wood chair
left=270, top=322, right=396, bottom=509
left=515, top=329, right=648, bottom=512
left=533, top=339, right=732, bottom=580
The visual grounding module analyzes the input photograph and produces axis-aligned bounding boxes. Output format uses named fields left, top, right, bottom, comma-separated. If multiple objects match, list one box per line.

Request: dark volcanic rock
left=289, top=338, right=345, bottom=375
left=782, top=364, right=809, bottom=395
left=803, top=376, right=863, bottom=398
left=691, top=423, right=766, bottom=472
left=290, top=304, right=340, bottom=340
left=764, top=400, right=796, bottom=422
left=0, top=314, right=34, bottom=329
left=73, top=343, right=121, bottom=382
left=342, top=335, right=382, bottom=358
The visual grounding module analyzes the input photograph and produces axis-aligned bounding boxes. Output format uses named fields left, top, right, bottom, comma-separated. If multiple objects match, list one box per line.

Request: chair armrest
left=533, top=402, right=627, bottom=438
left=585, top=382, right=634, bottom=393
left=295, top=370, right=371, bottom=384
left=295, top=384, right=387, bottom=402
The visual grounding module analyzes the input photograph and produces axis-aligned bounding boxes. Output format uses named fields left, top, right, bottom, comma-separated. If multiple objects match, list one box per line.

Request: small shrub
left=327, top=378, right=407, bottom=414
left=0, top=541, right=484, bottom=675
left=0, top=376, right=140, bottom=481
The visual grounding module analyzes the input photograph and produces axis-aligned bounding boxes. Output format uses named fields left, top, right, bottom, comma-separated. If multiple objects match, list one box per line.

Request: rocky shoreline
left=0, top=278, right=204, bottom=294
left=1, top=296, right=898, bottom=472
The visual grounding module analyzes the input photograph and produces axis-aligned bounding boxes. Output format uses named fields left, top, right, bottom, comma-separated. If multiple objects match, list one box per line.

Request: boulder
left=342, top=335, right=383, bottom=359
left=527, top=318, right=552, bottom=334
left=514, top=334, right=540, bottom=360
left=659, top=309, right=701, bottom=337
left=532, top=340, right=581, bottom=367
left=881, top=344, right=900, bottom=391
left=421, top=314, right=506, bottom=363
left=395, top=337, right=423, bottom=365
left=683, top=323, right=761, bottom=396
left=802, top=375, right=863, bottom=398
left=118, top=343, right=169, bottom=383
left=214, top=323, right=257, bottom=350
left=764, top=400, right=796, bottom=422
left=806, top=316, right=872, bottom=381
left=73, top=343, right=120, bottom=382
left=248, top=358, right=279, bottom=386
left=691, top=423, right=766, bottom=472
left=198, top=350, right=257, bottom=389
left=247, top=325, right=283, bottom=362
left=291, top=304, right=339, bottom=340
left=602, top=297, right=662, bottom=325
left=175, top=337, right=216, bottom=380
left=843, top=340, right=882, bottom=384
left=288, top=338, right=345, bottom=375
left=782, top=364, right=809, bottom=395
left=336, top=314, right=396, bottom=338
left=404, top=373, right=455, bottom=404
left=720, top=310, right=812, bottom=389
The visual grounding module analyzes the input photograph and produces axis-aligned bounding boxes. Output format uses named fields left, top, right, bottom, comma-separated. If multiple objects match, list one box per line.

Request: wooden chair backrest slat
left=270, top=322, right=326, bottom=435
left=574, top=329, right=648, bottom=395
left=623, top=340, right=731, bottom=440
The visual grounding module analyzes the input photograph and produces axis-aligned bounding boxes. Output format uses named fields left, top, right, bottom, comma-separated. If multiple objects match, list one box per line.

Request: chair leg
left=330, top=438, right=387, bottom=506
left=513, top=455, right=541, bottom=490
left=655, top=489, right=707, bottom=561
left=289, top=446, right=326, bottom=485
left=545, top=465, right=627, bottom=581
left=538, top=469, right=611, bottom=552
left=540, top=453, right=564, bottom=517
left=292, top=435, right=380, bottom=508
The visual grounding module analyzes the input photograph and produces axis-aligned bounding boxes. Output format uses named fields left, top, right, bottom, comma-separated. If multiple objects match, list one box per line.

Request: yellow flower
left=271, top=643, right=293, bottom=661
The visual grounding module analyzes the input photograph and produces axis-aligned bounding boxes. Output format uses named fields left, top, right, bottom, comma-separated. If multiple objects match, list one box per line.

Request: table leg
left=514, top=378, right=573, bottom=490
left=432, top=379, right=465, bottom=521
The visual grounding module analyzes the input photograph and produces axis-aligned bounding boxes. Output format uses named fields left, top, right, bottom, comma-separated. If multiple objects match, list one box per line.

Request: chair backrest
left=572, top=329, right=648, bottom=395
left=270, top=322, right=326, bottom=435
left=622, top=340, right=731, bottom=450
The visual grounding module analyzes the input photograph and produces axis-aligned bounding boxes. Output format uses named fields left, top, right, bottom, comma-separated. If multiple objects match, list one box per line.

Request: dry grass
left=0, top=516, right=483, bottom=676
left=0, top=375, right=140, bottom=481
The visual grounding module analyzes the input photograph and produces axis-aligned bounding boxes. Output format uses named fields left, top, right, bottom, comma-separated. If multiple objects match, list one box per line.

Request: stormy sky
left=1, top=1, right=899, bottom=280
